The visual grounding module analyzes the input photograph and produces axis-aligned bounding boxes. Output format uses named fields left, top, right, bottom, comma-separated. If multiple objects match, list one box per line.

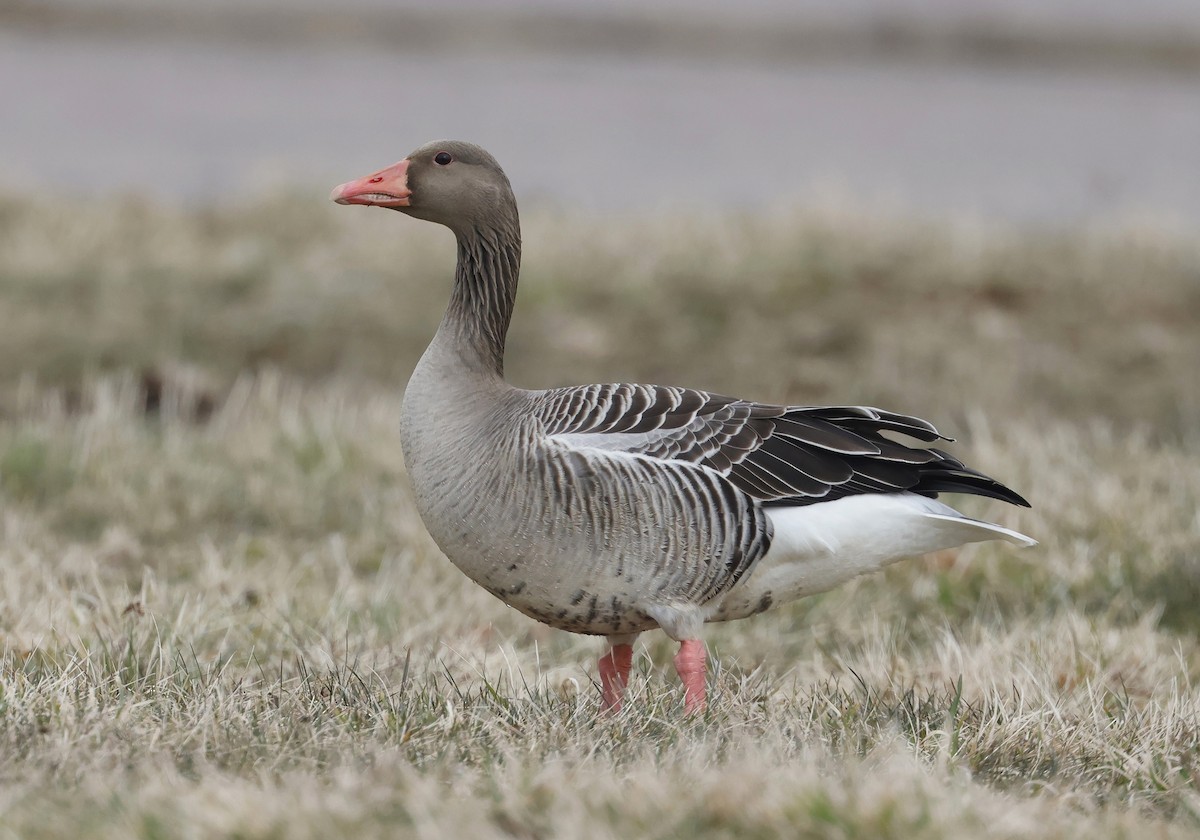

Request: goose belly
left=416, top=501, right=667, bottom=636
left=404, top=448, right=753, bottom=637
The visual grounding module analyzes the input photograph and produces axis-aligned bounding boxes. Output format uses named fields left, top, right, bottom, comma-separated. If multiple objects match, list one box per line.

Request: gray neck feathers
left=439, top=220, right=522, bottom=379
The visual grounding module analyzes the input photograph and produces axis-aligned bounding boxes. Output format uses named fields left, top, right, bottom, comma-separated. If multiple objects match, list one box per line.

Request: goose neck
left=438, top=223, right=522, bottom=378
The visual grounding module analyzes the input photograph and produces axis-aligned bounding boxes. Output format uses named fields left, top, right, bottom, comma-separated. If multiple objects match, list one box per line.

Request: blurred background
left=1, top=0, right=1198, bottom=430
left=3, top=0, right=1200, bottom=221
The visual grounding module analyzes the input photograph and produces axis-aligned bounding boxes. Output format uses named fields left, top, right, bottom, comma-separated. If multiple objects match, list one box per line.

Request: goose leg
left=598, top=636, right=637, bottom=713
left=673, top=639, right=708, bottom=714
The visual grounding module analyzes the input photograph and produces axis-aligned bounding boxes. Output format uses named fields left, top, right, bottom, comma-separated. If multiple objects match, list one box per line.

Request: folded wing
left=538, top=383, right=1028, bottom=508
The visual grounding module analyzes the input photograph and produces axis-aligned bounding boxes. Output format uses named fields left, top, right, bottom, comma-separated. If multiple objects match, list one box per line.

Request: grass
left=0, top=193, right=1198, bottom=837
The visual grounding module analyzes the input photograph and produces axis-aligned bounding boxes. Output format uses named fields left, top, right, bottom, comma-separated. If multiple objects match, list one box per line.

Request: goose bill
left=330, top=160, right=412, bottom=207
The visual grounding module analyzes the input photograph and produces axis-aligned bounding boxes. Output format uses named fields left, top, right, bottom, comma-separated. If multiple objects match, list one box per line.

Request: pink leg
left=599, top=643, right=634, bottom=713
left=673, top=639, right=708, bottom=714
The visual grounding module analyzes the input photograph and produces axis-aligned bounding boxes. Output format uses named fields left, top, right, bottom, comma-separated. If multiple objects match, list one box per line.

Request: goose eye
left=433, top=151, right=453, bottom=166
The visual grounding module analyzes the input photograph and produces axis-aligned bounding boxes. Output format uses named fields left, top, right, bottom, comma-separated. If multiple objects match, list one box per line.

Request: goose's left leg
left=642, top=604, right=709, bottom=714
left=598, top=633, right=638, bottom=713
left=673, top=639, right=707, bottom=714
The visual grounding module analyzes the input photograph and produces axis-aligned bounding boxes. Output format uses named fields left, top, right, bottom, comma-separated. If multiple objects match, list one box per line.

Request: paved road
left=4, top=30, right=1199, bottom=221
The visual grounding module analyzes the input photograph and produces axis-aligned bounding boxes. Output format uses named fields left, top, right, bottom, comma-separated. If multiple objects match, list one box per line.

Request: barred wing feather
left=538, top=384, right=1029, bottom=508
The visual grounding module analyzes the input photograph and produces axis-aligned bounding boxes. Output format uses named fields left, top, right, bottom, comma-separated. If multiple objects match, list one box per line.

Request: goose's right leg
left=598, top=634, right=638, bottom=713
left=673, top=639, right=707, bottom=714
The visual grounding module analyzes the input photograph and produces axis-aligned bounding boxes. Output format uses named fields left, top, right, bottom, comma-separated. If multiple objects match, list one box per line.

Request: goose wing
left=537, top=383, right=1029, bottom=508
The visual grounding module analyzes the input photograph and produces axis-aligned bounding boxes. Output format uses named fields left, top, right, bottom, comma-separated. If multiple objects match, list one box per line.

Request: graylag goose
left=331, top=141, right=1035, bottom=714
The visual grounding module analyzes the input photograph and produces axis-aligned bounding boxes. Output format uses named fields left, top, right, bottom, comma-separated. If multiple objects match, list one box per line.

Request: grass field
left=1, top=193, right=1198, bottom=837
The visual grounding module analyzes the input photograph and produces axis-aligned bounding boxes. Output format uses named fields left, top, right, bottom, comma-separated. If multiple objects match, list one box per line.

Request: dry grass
left=0, top=193, right=1198, bottom=837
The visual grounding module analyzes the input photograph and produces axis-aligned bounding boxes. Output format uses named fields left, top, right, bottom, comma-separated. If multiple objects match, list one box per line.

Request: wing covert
left=535, top=384, right=1028, bottom=508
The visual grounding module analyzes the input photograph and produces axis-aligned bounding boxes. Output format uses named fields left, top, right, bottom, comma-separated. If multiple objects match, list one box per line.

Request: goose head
left=330, top=140, right=517, bottom=235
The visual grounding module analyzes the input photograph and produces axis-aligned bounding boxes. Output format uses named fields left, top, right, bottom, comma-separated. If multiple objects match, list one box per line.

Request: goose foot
left=673, top=639, right=707, bottom=714
left=599, top=643, right=634, bottom=713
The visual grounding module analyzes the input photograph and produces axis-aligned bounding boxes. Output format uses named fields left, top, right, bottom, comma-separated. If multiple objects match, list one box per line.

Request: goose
left=331, top=141, right=1035, bottom=714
